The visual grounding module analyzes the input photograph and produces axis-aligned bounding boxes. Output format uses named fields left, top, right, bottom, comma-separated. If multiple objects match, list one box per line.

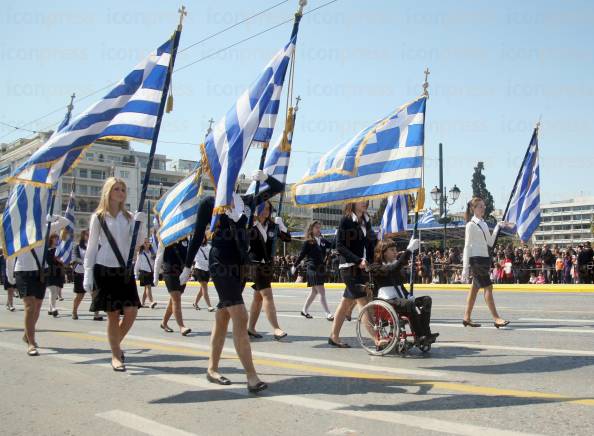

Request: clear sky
left=1, top=0, right=593, bottom=213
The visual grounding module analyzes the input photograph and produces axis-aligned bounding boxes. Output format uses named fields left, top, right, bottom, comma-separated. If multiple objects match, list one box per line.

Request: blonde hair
left=95, top=177, right=131, bottom=220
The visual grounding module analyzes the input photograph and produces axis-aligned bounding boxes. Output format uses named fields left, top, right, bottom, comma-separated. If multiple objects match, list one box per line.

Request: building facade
left=532, top=197, right=594, bottom=246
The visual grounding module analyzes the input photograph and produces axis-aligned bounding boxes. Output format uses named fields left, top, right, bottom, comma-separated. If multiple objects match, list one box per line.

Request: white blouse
left=194, top=244, right=211, bottom=271
left=84, top=211, right=145, bottom=270
left=463, top=216, right=500, bottom=274
left=134, top=250, right=154, bottom=275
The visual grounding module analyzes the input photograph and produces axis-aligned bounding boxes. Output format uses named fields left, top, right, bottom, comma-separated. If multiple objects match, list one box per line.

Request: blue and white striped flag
left=55, top=189, right=75, bottom=263
left=246, top=107, right=296, bottom=196
left=292, top=96, right=426, bottom=206
left=503, top=126, right=541, bottom=242
left=154, top=168, right=201, bottom=247
left=418, top=209, right=436, bottom=225
left=0, top=185, right=51, bottom=258
left=380, top=194, right=409, bottom=238
left=201, top=31, right=298, bottom=215
left=7, top=36, right=176, bottom=187
left=150, top=215, right=159, bottom=254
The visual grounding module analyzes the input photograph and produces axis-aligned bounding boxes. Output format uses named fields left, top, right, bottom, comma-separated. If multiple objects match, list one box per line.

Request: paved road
left=1, top=284, right=593, bottom=435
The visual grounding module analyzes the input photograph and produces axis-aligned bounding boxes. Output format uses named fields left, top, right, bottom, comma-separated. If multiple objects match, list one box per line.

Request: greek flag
left=246, top=107, right=296, bottom=196
left=150, top=216, right=159, bottom=254
left=201, top=30, right=298, bottom=215
left=292, top=96, right=426, bottom=206
left=0, top=185, right=51, bottom=258
left=7, top=35, right=177, bottom=187
left=380, top=194, right=409, bottom=237
left=55, top=189, right=76, bottom=263
left=418, top=209, right=436, bottom=225
left=503, top=126, right=541, bottom=242
left=154, top=168, right=201, bottom=247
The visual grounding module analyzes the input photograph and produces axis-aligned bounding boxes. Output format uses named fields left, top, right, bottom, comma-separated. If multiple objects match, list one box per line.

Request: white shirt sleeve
left=84, top=213, right=100, bottom=275
left=462, top=222, right=471, bottom=275
left=484, top=222, right=501, bottom=247
left=153, top=244, right=165, bottom=278
left=134, top=254, right=141, bottom=276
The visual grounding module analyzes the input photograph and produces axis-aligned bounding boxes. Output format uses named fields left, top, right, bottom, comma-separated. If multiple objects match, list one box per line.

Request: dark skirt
left=195, top=269, right=210, bottom=283
left=209, top=246, right=245, bottom=309
left=163, top=273, right=186, bottom=294
left=306, top=265, right=326, bottom=287
left=91, top=264, right=141, bottom=313
left=46, top=268, right=65, bottom=287
left=470, top=256, right=493, bottom=288
left=73, top=272, right=86, bottom=293
left=250, top=263, right=273, bottom=291
left=340, top=266, right=369, bottom=300
left=138, top=270, right=153, bottom=287
left=15, top=271, right=46, bottom=299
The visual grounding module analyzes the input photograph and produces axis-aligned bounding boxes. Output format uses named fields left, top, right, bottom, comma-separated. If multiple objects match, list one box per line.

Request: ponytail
left=465, top=197, right=483, bottom=222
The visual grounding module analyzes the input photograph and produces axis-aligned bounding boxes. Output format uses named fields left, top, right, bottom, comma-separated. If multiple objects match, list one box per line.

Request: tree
left=471, top=161, right=496, bottom=223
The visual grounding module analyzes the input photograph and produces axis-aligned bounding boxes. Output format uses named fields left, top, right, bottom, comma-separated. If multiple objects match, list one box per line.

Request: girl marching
left=83, top=177, right=145, bottom=371
left=293, top=220, right=334, bottom=321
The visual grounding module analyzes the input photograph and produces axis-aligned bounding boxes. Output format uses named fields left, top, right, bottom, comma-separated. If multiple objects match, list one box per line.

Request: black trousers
left=385, top=295, right=432, bottom=337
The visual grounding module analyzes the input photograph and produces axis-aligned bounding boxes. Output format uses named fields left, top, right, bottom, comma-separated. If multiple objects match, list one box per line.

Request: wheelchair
left=356, top=298, right=432, bottom=357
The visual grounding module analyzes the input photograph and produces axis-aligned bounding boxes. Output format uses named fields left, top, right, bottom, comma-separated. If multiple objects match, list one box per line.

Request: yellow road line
left=51, top=330, right=594, bottom=407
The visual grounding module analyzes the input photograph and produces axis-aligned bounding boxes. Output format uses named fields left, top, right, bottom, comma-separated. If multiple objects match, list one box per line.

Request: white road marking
left=436, top=342, right=594, bottom=357
left=431, top=323, right=594, bottom=334
left=155, top=373, right=542, bottom=436
left=519, top=318, right=594, bottom=324
left=88, top=330, right=450, bottom=379
left=96, top=410, right=197, bottom=436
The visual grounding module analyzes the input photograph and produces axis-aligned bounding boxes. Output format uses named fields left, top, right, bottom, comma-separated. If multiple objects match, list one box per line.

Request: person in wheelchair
left=370, top=238, right=439, bottom=346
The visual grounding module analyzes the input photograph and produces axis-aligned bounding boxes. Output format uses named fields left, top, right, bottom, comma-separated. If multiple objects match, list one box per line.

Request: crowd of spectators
left=271, top=241, right=594, bottom=285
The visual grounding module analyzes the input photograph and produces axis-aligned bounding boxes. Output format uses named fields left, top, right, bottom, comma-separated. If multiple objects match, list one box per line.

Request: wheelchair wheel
left=356, top=300, right=400, bottom=356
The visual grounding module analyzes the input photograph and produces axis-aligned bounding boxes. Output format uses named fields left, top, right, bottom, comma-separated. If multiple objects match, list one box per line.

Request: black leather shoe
left=300, top=311, right=313, bottom=319
left=328, top=338, right=351, bottom=348
left=248, top=330, right=263, bottom=339
left=494, top=320, right=510, bottom=329
left=247, top=381, right=268, bottom=393
left=462, top=320, right=481, bottom=327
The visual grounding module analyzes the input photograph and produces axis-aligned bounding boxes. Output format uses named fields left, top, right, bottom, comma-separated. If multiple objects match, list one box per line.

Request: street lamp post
left=431, top=184, right=461, bottom=253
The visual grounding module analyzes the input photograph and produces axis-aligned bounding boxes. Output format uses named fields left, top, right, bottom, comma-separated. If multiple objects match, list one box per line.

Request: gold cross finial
left=423, top=68, right=430, bottom=97
left=178, top=5, right=187, bottom=28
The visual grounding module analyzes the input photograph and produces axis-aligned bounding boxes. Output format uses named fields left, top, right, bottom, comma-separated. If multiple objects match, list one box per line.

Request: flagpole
left=493, top=122, right=540, bottom=248
left=126, top=7, right=185, bottom=270
left=270, top=96, right=300, bottom=258
left=408, top=68, right=430, bottom=296
left=248, top=1, right=304, bottom=228
left=40, top=92, right=76, bottom=275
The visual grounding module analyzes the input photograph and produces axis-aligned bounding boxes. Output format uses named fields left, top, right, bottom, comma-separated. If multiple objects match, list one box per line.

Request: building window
left=79, top=168, right=88, bottom=178
left=90, top=169, right=104, bottom=180
left=120, top=170, right=129, bottom=179
left=62, top=183, right=72, bottom=193
left=90, top=186, right=101, bottom=196
left=86, top=152, right=94, bottom=160
left=78, top=185, right=88, bottom=195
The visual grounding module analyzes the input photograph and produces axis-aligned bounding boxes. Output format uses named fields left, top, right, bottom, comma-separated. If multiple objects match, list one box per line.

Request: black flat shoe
left=150, top=302, right=157, bottom=309
left=208, top=307, right=215, bottom=312
left=181, top=327, right=192, bottom=336
left=494, top=320, right=510, bottom=329
left=72, top=314, right=78, bottom=320
left=160, top=324, right=174, bottom=333
left=247, top=330, right=263, bottom=339
left=300, top=311, right=313, bottom=319
left=206, top=373, right=231, bottom=385
left=273, top=332, right=288, bottom=341
left=93, top=316, right=104, bottom=321
left=462, top=320, right=481, bottom=327
left=328, top=338, right=350, bottom=348
left=247, top=381, right=268, bottom=393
